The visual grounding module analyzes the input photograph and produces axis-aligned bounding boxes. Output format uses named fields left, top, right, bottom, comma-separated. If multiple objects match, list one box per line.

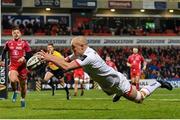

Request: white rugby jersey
left=68, top=47, right=123, bottom=89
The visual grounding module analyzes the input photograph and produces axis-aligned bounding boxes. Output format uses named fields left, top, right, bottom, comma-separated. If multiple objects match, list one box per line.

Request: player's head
left=47, top=43, right=54, bottom=54
left=12, top=27, right=21, bottom=40
left=133, top=48, right=138, bottom=54
left=71, top=36, right=88, bottom=56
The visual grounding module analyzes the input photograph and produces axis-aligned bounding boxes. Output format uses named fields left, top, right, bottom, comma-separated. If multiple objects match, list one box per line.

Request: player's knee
left=74, top=78, right=79, bottom=83
left=9, top=71, right=19, bottom=82
left=44, top=75, right=53, bottom=82
left=79, top=79, right=83, bottom=84
left=20, top=84, right=26, bottom=90
left=10, top=79, right=16, bottom=83
left=9, top=75, right=18, bottom=82
left=124, top=86, right=143, bottom=103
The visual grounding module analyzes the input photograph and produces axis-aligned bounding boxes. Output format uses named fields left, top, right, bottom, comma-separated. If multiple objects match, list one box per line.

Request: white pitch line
left=146, top=98, right=180, bottom=101
left=28, top=93, right=64, bottom=96
left=28, top=93, right=180, bottom=96
left=27, top=97, right=180, bottom=102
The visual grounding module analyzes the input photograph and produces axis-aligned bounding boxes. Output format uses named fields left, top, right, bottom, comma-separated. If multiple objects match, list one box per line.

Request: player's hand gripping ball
left=27, top=55, right=43, bottom=70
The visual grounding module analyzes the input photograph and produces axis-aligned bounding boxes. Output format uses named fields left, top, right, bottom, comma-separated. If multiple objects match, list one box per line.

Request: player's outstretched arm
left=37, top=50, right=79, bottom=71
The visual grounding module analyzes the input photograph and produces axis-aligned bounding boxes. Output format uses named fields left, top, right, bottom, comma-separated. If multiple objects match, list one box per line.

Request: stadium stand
left=2, top=17, right=180, bottom=36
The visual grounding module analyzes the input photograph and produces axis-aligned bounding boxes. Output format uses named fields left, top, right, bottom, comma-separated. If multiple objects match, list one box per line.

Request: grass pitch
left=0, top=88, right=180, bottom=119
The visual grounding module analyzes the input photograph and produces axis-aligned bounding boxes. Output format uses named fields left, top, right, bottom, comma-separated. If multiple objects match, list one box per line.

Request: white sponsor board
left=143, top=0, right=155, bottom=9
left=167, top=79, right=180, bottom=88
left=139, top=79, right=180, bottom=88
left=139, top=79, right=157, bottom=88
left=41, top=83, right=93, bottom=89
left=41, top=79, right=180, bottom=90
left=1, top=36, right=180, bottom=46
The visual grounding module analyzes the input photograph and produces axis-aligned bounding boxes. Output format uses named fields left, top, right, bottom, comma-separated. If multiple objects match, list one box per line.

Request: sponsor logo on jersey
left=16, top=46, right=22, bottom=50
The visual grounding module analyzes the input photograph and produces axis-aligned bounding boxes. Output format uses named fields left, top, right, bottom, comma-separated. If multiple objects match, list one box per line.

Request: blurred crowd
left=95, top=46, right=180, bottom=80
left=30, top=46, right=180, bottom=81
left=2, top=17, right=180, bottom=36
left=2, top=20, right=70, bottom=36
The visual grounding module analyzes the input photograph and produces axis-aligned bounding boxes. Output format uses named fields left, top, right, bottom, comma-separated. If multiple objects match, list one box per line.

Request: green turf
left=0, top=88, right=180, bottom=119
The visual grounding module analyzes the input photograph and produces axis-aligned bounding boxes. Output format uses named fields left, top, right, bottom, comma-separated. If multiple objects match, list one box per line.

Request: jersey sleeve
left=141, top=55, right=145, bottom=62
left=127, top=56, right=131, bottom=63
left=74, top=55, right=92, bottom=67
left=24, top=40, right=31, bottom=52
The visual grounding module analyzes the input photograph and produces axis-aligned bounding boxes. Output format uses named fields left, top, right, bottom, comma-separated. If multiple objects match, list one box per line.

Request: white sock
left=47, top=80, right=51, bottom=83
left=63, top=83, right=67, bottom=88
left=140, top=81, right=161, bottom=97
left=85, top=84, right=90, bottom=90
left=21, top=98, right=25, bottom=101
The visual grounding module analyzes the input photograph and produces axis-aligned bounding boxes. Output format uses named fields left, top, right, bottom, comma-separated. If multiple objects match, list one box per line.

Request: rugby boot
left=157, top=80, right=173, bottom=90
left=113, top=94, right=121, bottom=102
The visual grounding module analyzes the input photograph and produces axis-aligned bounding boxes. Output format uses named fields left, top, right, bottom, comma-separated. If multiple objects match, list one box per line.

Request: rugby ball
left=27, top=55, right=42, bottom=70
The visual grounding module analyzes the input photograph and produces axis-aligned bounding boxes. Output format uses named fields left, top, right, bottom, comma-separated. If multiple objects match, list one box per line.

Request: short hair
left=12, top=26, right=20, bottom=31
left=133, top=48, right=138, bottom=53
left=47, top=43, right=54, bottom=47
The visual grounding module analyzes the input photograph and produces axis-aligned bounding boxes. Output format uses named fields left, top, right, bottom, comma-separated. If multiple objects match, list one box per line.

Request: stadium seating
left=2, top=20, right=179, bottom=36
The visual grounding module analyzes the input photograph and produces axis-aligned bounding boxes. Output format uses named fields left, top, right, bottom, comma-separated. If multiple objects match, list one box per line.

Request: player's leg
left=74, top=77, right=79, bottom=96
left=79, top=79, right=84, bottom=96
left=8, top=70, right=19, bottom=102
left=135, top=75, right=140, bottom=90
left=124, top=80, right=173, bottom=103
left=44, top=71, right=55, bottom=95
left=113, top=73, right=173, bottom=103
left=44, top=71, right=54, bottom=82
left=19, top=77, right=27, bottom=108
left=84, top=76, right=90, bottom=90
left=59, top=77, right=70, bottom=100
left=18, top=67, right=29, bottom=108
left=44, top=71, right=55, bottom=88
left=130, top=72, right=136, bottom=86
left=52, top=69, right=70, bottom=99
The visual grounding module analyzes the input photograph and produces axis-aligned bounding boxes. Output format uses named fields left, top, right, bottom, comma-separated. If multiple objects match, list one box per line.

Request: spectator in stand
left=2, top=16, right=12, bottom=29
left=148, top=70, right=158, bottom=79
left=50, top=23, right=59, bottom=36
left=105, top=55, right=118, bottom=71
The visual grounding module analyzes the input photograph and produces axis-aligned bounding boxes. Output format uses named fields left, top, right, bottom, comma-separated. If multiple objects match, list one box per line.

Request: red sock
left=136, top=83, right=139, bottom=90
